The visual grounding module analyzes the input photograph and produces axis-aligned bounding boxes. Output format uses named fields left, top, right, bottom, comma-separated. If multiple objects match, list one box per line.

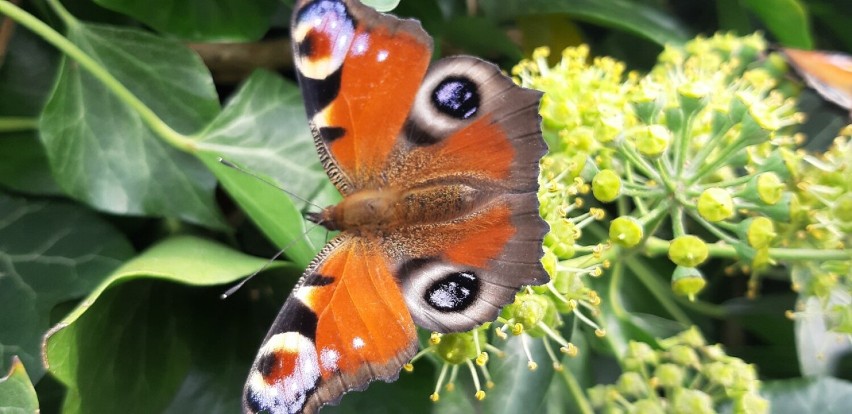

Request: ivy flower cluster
left=409, top=32, right=850, bottom=407
left=588, top=327, right=769, bottom=413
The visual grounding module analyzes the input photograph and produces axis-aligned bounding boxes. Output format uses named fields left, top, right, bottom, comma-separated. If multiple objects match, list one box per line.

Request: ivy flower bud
left=756, top=172, right=784, bottom=205
left=697, top=188, right=734, bottom=222
left=668, top=345, right=700, bottom=367
left=541, top=247, right=558, bottom=278
left=672, top=389, right=714, bottom=414
left=671, top=266, right=706, bottom=300
left=616, top=372, right=648, bottom=398
left=627, top=341, right=659, bottom=366
left=435, top=332, right=479, bottom=365
left=610, top=216, right=644, bottom=247
left=635, top=125, right=671, bottom=157
left=733, top=392, right=770, bottom=414
left=668, top=235, right=709, bottom=267
left=745, top=217, right=776, bottom=249
left=833, top=192, right=852, bottom=225
left=654, top=363, right=685, bottom=388
left=544, top=219, right=577, bottom=259
left=633, top=399, right=666, bottom=414
left=592, top=169, right=622, bottom=202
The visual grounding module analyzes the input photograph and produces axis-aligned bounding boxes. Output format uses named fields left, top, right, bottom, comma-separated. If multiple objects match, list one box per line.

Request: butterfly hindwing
left=243, top=237, right=417, bottom=413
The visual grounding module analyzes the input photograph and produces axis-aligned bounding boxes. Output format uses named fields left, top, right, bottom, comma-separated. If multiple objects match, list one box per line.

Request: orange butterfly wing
left=291, top=0, right=433, bottom=193
left=244, top=237, right=416, bottom=413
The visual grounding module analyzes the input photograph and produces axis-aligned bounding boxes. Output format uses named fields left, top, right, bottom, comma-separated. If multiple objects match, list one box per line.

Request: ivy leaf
left=195, top=70, right=340, bottom=266
left=761, top=376, right=852, bottom=413
left=480, top=0, right=691, bottom=46
left=43, top=236, right=299, bottom=414
left=92, top=0, right=279, bottom=41
left=0, top=356, right=39, bottom=412
left=742, top=0, right=812, bottom=49
left=0, top=192, right=133, bottom=381
left=39, top=23, right=224, bottom=228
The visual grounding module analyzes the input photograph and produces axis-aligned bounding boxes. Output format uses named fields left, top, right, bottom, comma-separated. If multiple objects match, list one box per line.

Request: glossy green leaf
left=0, top=356, right=39, bottom=412
left=195, top=70, right=340, bottom=266
left=323, top=360, right=435, bottom=414
left=435, top=335, right=556, bottom=414
left=742, top=0, right=813, bottom=49
left=0, top=24, right=60, bottom=117
left=0, top=192, right=133, bottom=381
left=92, top=0, right=278, bottom=41
left=43, top=236, right=298, bottom=414
left=39, top=23, right=224, bottom=228
left=480, top=0, right=691, bottom=46
left=443, top=16, right=522, bottom=61
left=0, top=133, right=61, bottom=195
left=761, top=376, right=852, bottom=413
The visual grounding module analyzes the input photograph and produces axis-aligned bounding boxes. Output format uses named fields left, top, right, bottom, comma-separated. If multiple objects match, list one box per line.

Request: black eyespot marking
left=257, top=351, right=278, bottom=378
left=318, top=126, right=345, bottom=143
left=305, top=273, right=335, bottom=286
left=402, top=119, right=441, bottom=146
left=245, top=388, right=263, bottom=413
left=297, top=33, right=314, bottom=58
left=431, top=76, right=479, bottom=120
left=424, top=271, right=480, bottom=312
left=297, top=68, right=342, bottom=118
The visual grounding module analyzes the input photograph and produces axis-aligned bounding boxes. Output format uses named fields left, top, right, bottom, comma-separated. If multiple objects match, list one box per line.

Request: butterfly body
left=243, top=1, right=549, bottom=412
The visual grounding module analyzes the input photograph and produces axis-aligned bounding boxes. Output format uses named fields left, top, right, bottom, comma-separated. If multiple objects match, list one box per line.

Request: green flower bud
left=668, top=235, right=709, bottom=267
left=671, top=266, right=706, bottom=300
left=503, top=294, right=557, bottom=337
left=704, top=362, right=734, bottom=387
left=635, top=125, right=671, bottom=157
left=632, top=399, right=666, bottom=414
left=669, top=345, right=700, bottom=367
left=544, top=218, right=577, bottom=258
left=664, top=107, right=685, bottom=136
left=702, top=344, right=727, bottom=361
left=587, top=385, right=610, bottom=408
left=756, top=172, right=784, bottom=205
left=833, top=192, right=852, bottom=224
left=541, top=246, right=558, bottom=278
left=436, top=332, right=480, bottom=364
left=610, top=216, right=644, bottom=247
left=672, top=389, right=714, bottom=414
left=746, top=217, right=776, bottom=249
left=733, top=392, right=770, bottom=414
left=616, top=372, right=648, bottom=398
left=626, top=341, right=659, bottom=366
left=698, top=188, right=734, bottom=222
left=592, top=169, right=622, bottom=202
left=654, top=363, right=685, bottom=388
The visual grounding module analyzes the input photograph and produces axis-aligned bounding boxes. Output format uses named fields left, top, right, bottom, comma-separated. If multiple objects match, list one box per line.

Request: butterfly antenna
left=220, top=222, right=322, bottom=300
left=218, top=157, right=323, bottom=211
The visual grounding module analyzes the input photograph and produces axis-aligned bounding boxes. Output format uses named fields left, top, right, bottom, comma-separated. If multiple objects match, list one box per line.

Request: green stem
left=588, top=224, right=692, bottom=325
left=0, top=0, right=195, bottom=152
left=0, top=117, right=38, bottom=131
left=644, top=236, right=851, bottom=262
left=560, top=367, right=595, bottom=414
left=620, top=141, right=663, bottom=184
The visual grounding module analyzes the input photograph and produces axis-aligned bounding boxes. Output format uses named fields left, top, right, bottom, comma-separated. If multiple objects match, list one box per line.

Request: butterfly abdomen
left=309, top=183, right=496, bottom=233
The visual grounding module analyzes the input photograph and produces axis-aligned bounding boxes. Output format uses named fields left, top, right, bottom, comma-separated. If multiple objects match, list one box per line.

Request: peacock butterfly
left=242, top=0, right=549, bottom=412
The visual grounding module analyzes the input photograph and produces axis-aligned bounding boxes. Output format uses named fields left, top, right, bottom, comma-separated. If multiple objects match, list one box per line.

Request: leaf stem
left=0, top=116, right=38, bottom=131
left=0, top=0, right=195, bottom=152
left=644, top=236, right=851, bottom=262
left=560, top=367, right=595, bottom=414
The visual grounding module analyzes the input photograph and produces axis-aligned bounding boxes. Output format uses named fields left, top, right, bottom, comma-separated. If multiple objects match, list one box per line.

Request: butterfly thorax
left=308, top=184, right=488, bottom=233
